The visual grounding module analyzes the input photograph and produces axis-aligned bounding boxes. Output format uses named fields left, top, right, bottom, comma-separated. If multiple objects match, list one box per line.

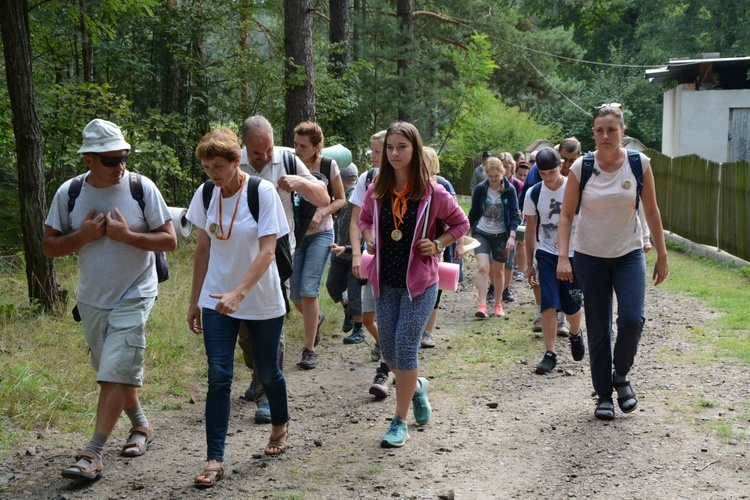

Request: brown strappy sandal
left=264, top=421, right=289, bottom=455
left=194, top=463, right=225, bottom=488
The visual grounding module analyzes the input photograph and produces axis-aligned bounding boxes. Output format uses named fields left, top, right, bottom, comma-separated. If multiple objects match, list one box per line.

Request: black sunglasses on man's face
left=95, top=152, right=129, bottom=168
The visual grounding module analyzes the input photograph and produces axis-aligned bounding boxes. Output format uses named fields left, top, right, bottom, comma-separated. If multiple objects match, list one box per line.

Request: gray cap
left=340, top=163, right=359, bottom=183
left=78, top=119, right=131, bottom=154
left=536, top=147, right=561, bottom=171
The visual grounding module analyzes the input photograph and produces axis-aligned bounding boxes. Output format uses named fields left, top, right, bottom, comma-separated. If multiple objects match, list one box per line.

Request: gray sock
left=613, top=371, right=628, bottom=384
left=124, top=404, right=150, bottom=445
left=79, top=432, right=108, bottom=466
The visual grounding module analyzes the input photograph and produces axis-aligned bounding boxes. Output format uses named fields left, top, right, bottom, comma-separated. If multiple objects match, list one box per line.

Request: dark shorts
left=474, top=230, right=508, bottom=264
left=536, top=249, right=583, bottom=315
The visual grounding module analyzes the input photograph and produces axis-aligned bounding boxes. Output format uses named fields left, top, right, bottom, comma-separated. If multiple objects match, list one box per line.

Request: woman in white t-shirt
left=186, top=129, right=290, bottom=488
left=556, top=103, right=668, bottom=421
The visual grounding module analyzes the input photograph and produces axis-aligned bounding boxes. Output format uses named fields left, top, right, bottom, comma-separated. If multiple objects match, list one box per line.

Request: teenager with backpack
left=349, top=131, right=391, bottom=397
left=187, top=129, right=291, bottom=487
left=523, top=148, right=585, bottom=375
left=557, top=103, right=669, bottom=421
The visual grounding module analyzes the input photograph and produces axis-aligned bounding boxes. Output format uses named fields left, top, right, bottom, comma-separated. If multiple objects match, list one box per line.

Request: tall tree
left=329, top=0, right=351, bottom=76
left=284, top=0, right=316, bottom=145
left=1, top=0, right=61, bottom=312
left=396, top=0, right=414, bottom=122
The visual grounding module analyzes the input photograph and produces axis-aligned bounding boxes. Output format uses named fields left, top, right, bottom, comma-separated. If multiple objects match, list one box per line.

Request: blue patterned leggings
left=376, top=284, right=438, bottom=370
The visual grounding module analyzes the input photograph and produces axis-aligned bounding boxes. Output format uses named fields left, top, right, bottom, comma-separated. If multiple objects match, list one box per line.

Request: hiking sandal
left=594, top=399, right=615, bottom=421
left=61, top=451, right=103, bottom=481
left=121, top=425, right=154, bottom=457
left=613, top=376, right=638, bottom=413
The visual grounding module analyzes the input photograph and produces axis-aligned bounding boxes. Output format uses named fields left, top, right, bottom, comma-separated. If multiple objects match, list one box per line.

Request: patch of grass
left=273, top=493, right=304, bottom=500
left=648, top=249, right=750, bottom=363
left=698, top=397, right=716, bottom=408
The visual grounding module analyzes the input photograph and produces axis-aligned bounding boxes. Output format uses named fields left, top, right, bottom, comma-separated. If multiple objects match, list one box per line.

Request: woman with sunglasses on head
left=556, top=103, right=668, bottom=421
left=186, top=128, right=290, bottom=488
left=359, top=122, right=469, bottom=448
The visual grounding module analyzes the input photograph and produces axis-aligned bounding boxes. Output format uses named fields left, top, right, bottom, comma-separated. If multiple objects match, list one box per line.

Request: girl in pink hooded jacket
left=359, top=122, right=469, bottom=448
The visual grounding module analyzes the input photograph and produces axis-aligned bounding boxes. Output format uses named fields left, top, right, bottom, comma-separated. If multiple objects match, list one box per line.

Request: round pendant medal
left=622, top=180, right=632, bottom=190
left=209, top=222, right=219, bottom=235
left=391, top=229, right=403, bottom=241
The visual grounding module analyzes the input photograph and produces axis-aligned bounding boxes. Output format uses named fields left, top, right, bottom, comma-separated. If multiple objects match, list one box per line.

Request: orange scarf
left=391, top=181, right=412, bottom=230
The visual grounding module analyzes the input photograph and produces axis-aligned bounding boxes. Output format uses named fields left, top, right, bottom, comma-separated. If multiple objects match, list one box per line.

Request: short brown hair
left=195, top=128, right=241, bottom=162
left=294, top=121, right=324, bottom=160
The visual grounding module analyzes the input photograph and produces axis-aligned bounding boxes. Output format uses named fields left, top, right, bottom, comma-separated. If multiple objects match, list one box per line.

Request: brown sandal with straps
left=194, top=463, right=225, bottom=488
left=121, top=425, right=154, bottom=457
left=264, top=421, right=289, bottom=455
left=61, top=451, right=103, bottom=481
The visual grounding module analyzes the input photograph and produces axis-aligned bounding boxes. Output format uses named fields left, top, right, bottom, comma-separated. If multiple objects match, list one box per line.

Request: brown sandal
left=61, top=451, right=103, bottom=481
left=264, top=421, right=289, bottom=455
left=194, top=463, right=225, bottom=488
left=121, top=425, right=154, bottom=457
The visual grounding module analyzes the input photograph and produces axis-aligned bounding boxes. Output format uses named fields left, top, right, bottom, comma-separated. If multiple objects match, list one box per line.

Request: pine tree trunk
left=284, top=0, right=316, bottom=146
left=329, top=0, right=351, bottom=76
left=396, top=0, right=414, bottom=122
left=1, top=0, right=62, bottom=313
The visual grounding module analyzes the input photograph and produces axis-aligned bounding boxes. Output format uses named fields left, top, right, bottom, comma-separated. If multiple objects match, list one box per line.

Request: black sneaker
left=502, top=288, right=515, bottom=303
left=487, top=284, right=495, bottom=302
left=535, top=351, right=557, bottom=374
left=570, top=330, right=585, bottom=361
left=343, top=325, right=366, bottom=344
left=342, top=310, right=354, bottom=333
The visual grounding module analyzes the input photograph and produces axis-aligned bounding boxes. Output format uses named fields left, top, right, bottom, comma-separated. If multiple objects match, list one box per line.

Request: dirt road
left=1, top=256, right=749, bottom=499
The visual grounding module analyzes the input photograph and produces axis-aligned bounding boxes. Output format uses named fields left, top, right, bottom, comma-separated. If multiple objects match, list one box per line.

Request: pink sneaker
left=494, top=303, right=505, bottom=317
left=475, top=304, right=489, bottom=318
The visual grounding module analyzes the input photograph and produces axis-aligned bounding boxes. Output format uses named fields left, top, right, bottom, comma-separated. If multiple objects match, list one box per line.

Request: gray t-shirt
left=45, top=171, right=172, bottom=309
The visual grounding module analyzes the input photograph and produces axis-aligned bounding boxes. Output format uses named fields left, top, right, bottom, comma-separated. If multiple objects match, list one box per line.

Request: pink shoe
left=494, top=303, right=505, bottom=317
left=475, top=304, right=489, bottom=318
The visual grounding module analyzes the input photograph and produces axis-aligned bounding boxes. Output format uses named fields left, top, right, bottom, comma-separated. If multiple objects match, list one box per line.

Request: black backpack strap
left=528, top=182, right=542, bottom=242
left=129, top=172, right=145, bottom=212
left=67, top=174, right=87, bottom=213
left=321, top=156, right=334, bottom=200
left=577, top=152, right=596, bottom=214
left=626, top=149, right=644, bottom=212
left=365, top=167, right=379, bottom=189
left=245, top=175, right=262, bottom=222
left=282, top=150, right=297, bottom=176
left=128, top=172, right=150, bottom=229
left=202, top=180, right=215, bottom=213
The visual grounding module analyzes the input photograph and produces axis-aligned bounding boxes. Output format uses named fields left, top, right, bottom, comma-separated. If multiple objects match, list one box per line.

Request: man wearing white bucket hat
left=43, top=119, right=176, bottom=481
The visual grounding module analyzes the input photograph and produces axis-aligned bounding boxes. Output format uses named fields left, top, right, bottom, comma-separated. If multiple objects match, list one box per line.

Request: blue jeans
left=201, top=309, right=288, bottom=461
left=573, top=250, right=646, bottom=400
left=290, top=229, right=334, bottom=302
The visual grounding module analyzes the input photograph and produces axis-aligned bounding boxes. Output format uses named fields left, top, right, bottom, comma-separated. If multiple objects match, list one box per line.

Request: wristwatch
left=433, top=239, right=444, bottom=253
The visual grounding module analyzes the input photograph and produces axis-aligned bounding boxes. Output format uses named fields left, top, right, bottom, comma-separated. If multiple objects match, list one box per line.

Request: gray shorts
left=78, top=297, right=156, bottom=387
left=362, top=281, right=376, bottom=313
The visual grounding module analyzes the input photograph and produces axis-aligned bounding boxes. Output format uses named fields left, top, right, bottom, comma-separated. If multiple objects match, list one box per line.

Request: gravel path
left=1, top=255, right=749, bottom=499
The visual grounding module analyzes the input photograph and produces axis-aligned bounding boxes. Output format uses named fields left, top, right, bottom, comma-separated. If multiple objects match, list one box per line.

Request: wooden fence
left=647, top=148, right=750, bottom=262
